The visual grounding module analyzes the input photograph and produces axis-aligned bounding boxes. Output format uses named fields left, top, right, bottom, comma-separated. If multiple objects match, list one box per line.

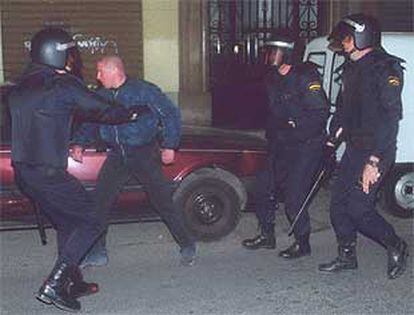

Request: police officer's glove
left=323, top=142, right=337, bottom=174
left=128, top=105, right=152, bottom=121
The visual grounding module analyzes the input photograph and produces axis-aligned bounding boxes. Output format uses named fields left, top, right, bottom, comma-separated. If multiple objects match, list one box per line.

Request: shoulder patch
left=387, top=75, right=401, bottom=87
left=308, top=81, right=321, bottom=92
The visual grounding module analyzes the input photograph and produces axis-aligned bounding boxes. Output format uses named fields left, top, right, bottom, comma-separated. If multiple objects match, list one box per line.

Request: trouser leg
left=283, top=144, right=322, bottom=242
left=81, top=152, right=130, bottom=266
left=345, top=195, right=407, bottom=280
left=94, top=153, right=131, bottom=225
left=14, top=165, right=104, bottom=266
left=242, top=169, right=276, bottom=250
left=332, top=148, right=399, bottom=246
left=348, top=151, right=409, bottom=280
left=319, top=151, right=359, bottom=271
left=254, top=167, right=278, bottom=232
left=128, top=143, right=194, bottom=247
left=278, top=144, right=322, bottom=259
left=321, top=148, right=408, bottom=278
left=242, top=151, right=282, bottom=250
left=329, top=149, right=359, bottom=244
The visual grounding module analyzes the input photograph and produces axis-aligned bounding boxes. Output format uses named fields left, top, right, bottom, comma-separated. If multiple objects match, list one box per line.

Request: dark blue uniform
left=256, top=63, right=329, bottom=241
left=9, top=63, right=134, bottom=266
left=328, top=49, right=404, bottom=247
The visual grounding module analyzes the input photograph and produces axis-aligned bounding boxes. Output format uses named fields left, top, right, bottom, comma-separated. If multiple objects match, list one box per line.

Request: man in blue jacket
left=72, top=56, right=196, bottom=267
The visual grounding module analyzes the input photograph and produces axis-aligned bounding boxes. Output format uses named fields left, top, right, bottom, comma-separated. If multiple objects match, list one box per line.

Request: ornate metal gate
left=208, top=0, right=323, bottom=128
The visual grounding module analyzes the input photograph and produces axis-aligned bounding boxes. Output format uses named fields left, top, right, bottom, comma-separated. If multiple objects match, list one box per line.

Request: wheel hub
left=394, top=172, right=414, bottom=210
left=193, top=193, right=223, bottom=224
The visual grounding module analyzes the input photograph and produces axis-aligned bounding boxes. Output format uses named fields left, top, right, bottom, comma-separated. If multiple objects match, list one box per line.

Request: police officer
left=9, top=28, right=144, bottom=312
left=318, top=14, right=409, bottom=279
left=242, top=31, right=329, bottom=258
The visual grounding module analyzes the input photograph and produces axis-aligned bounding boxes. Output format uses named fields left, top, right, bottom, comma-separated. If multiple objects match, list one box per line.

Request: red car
left=0, top=84, right=267, bottom=241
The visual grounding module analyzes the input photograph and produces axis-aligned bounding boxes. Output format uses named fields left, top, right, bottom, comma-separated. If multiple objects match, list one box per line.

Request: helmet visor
left=328, top=21, right=353, bottom=52
left=263, top=46, right=285, bottom=66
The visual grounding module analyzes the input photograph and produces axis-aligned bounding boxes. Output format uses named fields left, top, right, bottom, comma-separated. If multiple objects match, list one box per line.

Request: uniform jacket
left=264, top=62, right=329, bottom=145
left=73, top=78, right=181, bottom=153
left=8, top=63, right=133, bottom=169
left=330, top=49, right=404, bottom=159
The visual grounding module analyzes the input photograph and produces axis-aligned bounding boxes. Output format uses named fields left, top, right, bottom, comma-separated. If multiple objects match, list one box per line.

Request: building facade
left=0, top=0, right=413, bottom=125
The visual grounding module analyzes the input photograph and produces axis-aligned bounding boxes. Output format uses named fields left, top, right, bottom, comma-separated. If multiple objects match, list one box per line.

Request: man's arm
left=62, top=74, right=141, bottom=124
left=287, top=71, right=330, bottom=142
left=370, top=62, right=403, bottom=161
left=147, top=85, right=181, bottom=150
left=361, top=61, right=403, bottom=193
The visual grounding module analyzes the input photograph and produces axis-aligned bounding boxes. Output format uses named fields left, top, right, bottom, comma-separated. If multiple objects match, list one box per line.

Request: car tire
left=383, top=164, right=414, bottom=218
left=174, top=175, right=241, bottom=242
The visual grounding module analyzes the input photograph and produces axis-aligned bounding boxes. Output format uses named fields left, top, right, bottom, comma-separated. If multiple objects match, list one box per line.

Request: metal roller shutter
left=1, top=0, right=143, bottom=83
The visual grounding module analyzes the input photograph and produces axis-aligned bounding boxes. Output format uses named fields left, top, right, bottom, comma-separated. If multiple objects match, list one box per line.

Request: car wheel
left=174, top=176, right=240, bottom=242
left=383, top=164, right=414, bottom=218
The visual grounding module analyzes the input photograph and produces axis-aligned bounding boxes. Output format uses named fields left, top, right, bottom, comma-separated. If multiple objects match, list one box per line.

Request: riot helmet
left=328, top=14, right=380, bottom=52
left=263, top=30, right=298, bottom=67
left=30, top=28, right=78, bottom=70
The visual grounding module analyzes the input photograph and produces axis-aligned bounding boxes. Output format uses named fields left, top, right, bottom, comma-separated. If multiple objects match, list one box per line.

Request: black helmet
left=30, top=28, right=78, bottom=69
left=263, top=30, right=299, bottom=65
left=328, top=14, right=380, bottom=51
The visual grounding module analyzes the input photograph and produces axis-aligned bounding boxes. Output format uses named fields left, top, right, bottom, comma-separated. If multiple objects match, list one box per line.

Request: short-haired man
left=72, top=56, right=196, bottom=268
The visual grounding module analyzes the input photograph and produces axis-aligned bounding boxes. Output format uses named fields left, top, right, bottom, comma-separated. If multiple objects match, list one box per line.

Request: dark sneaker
left=387, top=239, right=409, bottom=280
left=180, top=244, right=196, bottom=266
left=79, top=250, right=108, bottom=269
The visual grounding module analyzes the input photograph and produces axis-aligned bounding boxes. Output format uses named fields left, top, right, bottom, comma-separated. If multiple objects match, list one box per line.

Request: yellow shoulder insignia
left=387, top=76, right=400, bottom=86
left=308, top=81, right=321, bottom=92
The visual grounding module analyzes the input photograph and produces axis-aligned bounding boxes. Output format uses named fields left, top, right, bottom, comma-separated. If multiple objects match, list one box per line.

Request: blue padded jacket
left=73, top=77, right=181, bottom=152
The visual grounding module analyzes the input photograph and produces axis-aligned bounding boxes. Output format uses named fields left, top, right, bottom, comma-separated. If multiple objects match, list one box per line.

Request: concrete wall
left=178, top=0, right=211, bottom=126
left=142, top=0, right=211, bottom=125
left=0, top=11, right=4, bottom=83
left=142, top=0, right=179, bottom=105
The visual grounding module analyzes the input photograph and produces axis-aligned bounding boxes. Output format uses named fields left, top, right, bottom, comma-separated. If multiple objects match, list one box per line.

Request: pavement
left=1, top=186, right=413, bottom=315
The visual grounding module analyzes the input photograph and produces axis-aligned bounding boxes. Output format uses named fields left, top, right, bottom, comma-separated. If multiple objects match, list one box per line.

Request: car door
left=67, top=146, right=154, bottom=223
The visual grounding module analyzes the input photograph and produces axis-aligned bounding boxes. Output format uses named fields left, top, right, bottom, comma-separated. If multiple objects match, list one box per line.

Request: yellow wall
left=142, top=0, right=179, bottom=93
left=0, top=11, right=4, bottom=83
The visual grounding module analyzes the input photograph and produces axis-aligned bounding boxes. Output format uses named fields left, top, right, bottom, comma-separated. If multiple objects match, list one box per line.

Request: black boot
left=319, top=242, right=358, bottom=273
left=69, top=267, right=99, bottom=299
left=386, top=238, right=409, bottom=280
left=279, top=238, right=311, bottom=259
left=242, top=224, right=275, bottom=250
left=36, top=262, right=81, bottom=312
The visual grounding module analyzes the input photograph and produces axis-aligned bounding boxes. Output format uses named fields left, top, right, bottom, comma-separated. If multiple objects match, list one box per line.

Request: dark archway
left=207, top=0, right=324, bottom=128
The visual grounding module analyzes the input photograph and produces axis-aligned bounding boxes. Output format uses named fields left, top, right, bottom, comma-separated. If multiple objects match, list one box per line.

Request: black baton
left=287, top=168, right=326, bottom=236
left=33, top=202, right=47, bottom=245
